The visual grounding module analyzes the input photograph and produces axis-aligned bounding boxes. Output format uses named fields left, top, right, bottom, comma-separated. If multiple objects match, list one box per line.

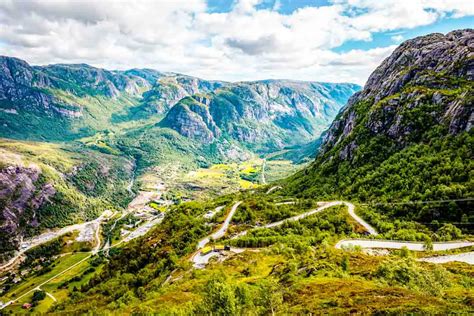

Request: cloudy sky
left=0, top=0, right=472, bottom=84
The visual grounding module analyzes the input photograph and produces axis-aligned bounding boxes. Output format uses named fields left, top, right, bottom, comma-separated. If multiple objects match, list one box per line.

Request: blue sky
left=208, top=0, right=334, bottom=14
left=0, top=0, right=472, bottom=84
left=208, top=0, right=473, bottom=53
left=335, top=15, right=474, bottom=52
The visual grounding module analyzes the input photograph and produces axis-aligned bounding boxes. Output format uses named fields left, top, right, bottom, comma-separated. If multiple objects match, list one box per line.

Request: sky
left=0, top=0, right=472, bottom=85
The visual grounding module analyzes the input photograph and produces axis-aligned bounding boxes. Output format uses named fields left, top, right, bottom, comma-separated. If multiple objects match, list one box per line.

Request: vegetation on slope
left=0, top=139, right=133, bottom=255
left=45, top=199, right=473, bottom=314
left=285, top=31, right=473, bottom=229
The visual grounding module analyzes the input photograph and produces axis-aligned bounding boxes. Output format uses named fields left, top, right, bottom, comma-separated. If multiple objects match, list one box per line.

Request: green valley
left=0, top=26, right=473, bottom=315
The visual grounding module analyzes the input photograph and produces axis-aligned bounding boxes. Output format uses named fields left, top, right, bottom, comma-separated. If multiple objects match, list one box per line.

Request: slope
left=285, top=29, right=473, bottom=226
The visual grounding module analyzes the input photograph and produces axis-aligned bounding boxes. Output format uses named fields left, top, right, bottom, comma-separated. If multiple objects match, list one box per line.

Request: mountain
left=0, top=57, right=224, bottom=140
left=0, top=56, right=358, bottom=153
left=0, top=56, right=359, bottom=253
left=160, top=80, right=359, bottom=153
left=286, top=29, right=473, bottom=225
left=0, top=139, right=134, bottom=257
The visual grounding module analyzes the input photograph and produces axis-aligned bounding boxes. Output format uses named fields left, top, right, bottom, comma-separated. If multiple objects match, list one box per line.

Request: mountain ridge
left=0, top=55, right=359, bottom=146
left=285, top=29, right=473, bottom=224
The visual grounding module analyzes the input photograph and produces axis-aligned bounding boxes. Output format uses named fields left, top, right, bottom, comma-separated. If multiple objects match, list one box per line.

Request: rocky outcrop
left=321, top=29, right=473, bottom=160
left=140, top=75, right=226, bottom=113
left=0, top=164, right=54, bottom=251
left=0, top=56, right=73, bottom=117
left=159, top=96, right=221, bottom=142
left=356, top=29, right=473, bottom=104
left=161, top=80, right=360, bottom=152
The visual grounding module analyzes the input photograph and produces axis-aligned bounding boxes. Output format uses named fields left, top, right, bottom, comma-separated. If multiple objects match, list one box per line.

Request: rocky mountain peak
left=354, top=29, right=473, bottom=105
left=321, top=29, right=473, bottom=158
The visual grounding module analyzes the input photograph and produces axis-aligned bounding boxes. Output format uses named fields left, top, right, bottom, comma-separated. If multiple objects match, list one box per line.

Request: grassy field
left=140, top=158, right=304, bottom=201
left=1, top=252, right=91, bottom=313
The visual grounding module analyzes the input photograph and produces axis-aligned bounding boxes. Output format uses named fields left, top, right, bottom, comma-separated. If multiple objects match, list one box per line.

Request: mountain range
left=0, top=56, right=359, bottom=253
left=0, top=29, right=472, bottom=314
left=0, top=56, right=358, bottom=153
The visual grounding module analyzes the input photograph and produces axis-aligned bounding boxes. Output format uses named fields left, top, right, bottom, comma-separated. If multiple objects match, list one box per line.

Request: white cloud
left=391, top=35, right=404, bottom=42
left=0, top=0, right=471, bottom=85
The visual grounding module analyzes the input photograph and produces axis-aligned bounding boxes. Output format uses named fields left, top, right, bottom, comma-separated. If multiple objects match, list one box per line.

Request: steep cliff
left=160, top=80, right=360, bottom=152
left=0, top=140, right=134, bottom=254
left=287, top=29, right=473, bottom=224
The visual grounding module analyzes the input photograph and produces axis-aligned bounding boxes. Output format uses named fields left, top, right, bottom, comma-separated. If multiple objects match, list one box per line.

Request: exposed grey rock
left=321, top=29, right=473, bottom=158
left=161, top=79, right=360, bottom=152
left=0, top=163, right=50, bottom=250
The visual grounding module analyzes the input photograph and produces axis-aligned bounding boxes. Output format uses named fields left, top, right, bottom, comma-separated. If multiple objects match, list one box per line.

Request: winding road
left=0, top=212, right=110, bottom=272
left=191, top=199, right=473, bottom=268
left=265, top=185, right=282, bottom=194
left=335, top=239, right=474, bottom=251
left=197, top=201, right=243, bottom=249
left=419, top=252, right=474, bottom=265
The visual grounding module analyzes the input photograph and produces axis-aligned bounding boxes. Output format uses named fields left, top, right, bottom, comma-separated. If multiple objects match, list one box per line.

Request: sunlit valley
left=0, top=1, right=473, bottom=314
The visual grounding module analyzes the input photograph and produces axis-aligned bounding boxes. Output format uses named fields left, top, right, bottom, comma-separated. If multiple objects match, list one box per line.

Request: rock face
left=0, top=164, right=54, bottom=251
left=160, top=95, right=221, bottom=143
left=141, top=75, right=226, bottom=114
left=321, top=29, right=473, bottom=159
left=286, top=30, right=473, bottom=224
left=0, top=57, right=67, bottom=116
left=161, top=80, right=360, bottom=151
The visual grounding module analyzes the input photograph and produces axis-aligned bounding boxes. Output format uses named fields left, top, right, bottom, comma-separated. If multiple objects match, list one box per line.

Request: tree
left=437, top=223, right=462, bottom=241
left=341, top=255, right=350, bottom=272
left=199, top=275, right=236, bottom=315
left=31, top=290, right=46, bottom=306
left=259, top=279, right=283, bottom=316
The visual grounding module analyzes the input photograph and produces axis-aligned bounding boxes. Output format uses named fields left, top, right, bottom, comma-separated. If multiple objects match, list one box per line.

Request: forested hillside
left=0, top=56, right=358, bottom=252
left=0, top=139, right=134, bottom=258
left=285, top=29, right=473, bottom=227
left=24, top=30, right=473, bottom=315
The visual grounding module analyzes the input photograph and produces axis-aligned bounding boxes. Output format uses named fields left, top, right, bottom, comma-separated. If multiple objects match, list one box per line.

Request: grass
left=0, top=252, right=95, bottom=314
left=2, top=253, right=105, bottom=314
left=1, top=253, right=90, bottom=302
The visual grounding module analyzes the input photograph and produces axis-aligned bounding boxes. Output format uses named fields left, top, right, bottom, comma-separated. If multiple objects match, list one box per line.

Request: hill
left=18, top=30, right=472, bottom=315
left=285, top=29, right=473, bottom=227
